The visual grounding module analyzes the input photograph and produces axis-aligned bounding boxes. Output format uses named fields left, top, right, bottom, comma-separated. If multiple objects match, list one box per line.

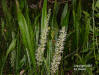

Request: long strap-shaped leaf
left=61, top=2, right=70, bottom=31
left=41, top=0, right=47, bottom=31
left=16, top=0, right=36, bottom=71
left=1, top=39, right=16, bottom=75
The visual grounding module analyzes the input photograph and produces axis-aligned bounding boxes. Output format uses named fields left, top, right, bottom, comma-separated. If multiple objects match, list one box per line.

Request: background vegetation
left=0, top=0, right=99, bottom=75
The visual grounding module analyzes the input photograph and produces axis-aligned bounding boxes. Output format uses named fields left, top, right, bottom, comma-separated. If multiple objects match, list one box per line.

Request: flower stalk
left=36, top=9, right=51, bottom=65
left=50, top=26, right=67, bottom=74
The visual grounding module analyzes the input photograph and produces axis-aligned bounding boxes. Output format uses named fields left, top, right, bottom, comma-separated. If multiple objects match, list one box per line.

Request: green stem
left=92, top=0, right=96, bottom=61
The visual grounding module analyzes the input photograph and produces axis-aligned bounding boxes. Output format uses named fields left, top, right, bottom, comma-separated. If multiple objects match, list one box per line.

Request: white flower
left=50, top=26, right=67, bottom=74
left=36, top=9, right=51, bottom=65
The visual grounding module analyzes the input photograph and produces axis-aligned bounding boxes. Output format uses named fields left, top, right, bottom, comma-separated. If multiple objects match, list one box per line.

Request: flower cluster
left=10, top=50, right=16, bottom=68
left=50, top=26, right=66, bottom=74
left=36, top=27, right=48, bottom=65
left=36, top=9, right=51, bottom=65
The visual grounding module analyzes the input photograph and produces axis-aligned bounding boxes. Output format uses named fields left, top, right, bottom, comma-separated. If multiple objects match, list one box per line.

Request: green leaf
left=16, top=0, right=36, bottom=71
left=6, top=39, right=16, bottom=57
left=41, top=0, right=47, bottom=31
left=1, top=39, right=16, bottom=75
left=61, top=2, right=70, bottom=30
left=95, top=0, right=99, bottom=8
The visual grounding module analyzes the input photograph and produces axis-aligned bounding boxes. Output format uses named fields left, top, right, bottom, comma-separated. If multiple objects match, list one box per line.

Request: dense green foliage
left=0, top=0, right=99, bottom=75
